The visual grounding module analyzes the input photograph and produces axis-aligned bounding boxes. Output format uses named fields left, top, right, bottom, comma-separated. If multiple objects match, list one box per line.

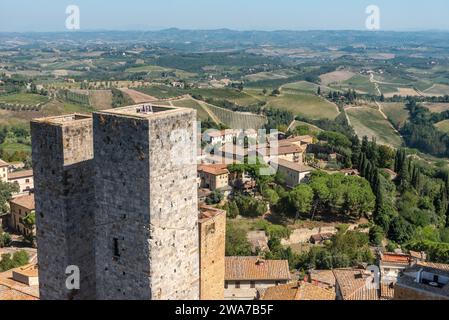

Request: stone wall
left=31, top=115, right=96, bottom=300
left=199, top=208, right=226, bottom=300
left=93, top=107, right=199, bottom=300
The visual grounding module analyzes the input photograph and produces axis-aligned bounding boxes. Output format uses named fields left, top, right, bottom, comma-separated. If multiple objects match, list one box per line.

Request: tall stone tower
left=198, top=205, right=226, bottom=300
left=31, top=114, right=96, bottom=300
left=92, top=105, right=199, bottom=300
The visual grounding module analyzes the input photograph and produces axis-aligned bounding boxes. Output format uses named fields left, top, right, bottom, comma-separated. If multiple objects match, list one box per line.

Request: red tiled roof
left=8, top=170, right=33, bottom=180
left=380, top=282, right=395, bottom=300
left=275, top=159, right=314, bottom=173
left=198, top=164, right=229, bottom=176
left=261, top=282, right=335, bottom=300
left=0, top=159, right=9, bottom=167
left=381, top=253, right=411, bottom=265
left=225, top=257, right=291, bottom=281
left=333, top=269, right=379, bottom=301
left=10, top=194, right=35, bottom=210
left=199, top=205, right=226, bottom=221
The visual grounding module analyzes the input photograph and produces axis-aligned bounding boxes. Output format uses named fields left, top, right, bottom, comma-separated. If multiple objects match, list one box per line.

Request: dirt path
left=119, top=88, right=157, bottom=103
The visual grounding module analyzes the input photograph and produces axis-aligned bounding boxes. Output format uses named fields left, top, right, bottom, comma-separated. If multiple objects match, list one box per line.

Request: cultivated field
left=170, top=98, right=210, bottom=121
left=320, top=70, right=355, bottom=85
left=120, top=88, right=157, bottom=102
left=333, top=74, right=377, bottom=95
left=347, top=107, right=403, bottom=147
left=384, top=87, right=421, bottom=98
left=244, top=69, right=298, bottom=82
left=424, top=103, right=449, bottom=113
left=204, top=103, right=267, bottom=129
left=282, top=81, right=332, bottom=95
left=435, top=120, right=449, bottom=134
left=0, top=93, right=49, bottom=105
left=382, top=103, right=410, bottom=128
left=266, top=92, right=339, bottom=120
left=423, top=84, right=449, bottom=96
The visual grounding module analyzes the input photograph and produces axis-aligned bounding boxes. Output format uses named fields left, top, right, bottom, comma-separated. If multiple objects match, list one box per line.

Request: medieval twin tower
left=31, top=105, right=200, bottom=300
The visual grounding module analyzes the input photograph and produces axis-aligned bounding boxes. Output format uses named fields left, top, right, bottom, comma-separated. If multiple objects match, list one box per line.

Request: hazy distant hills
left=2, top=29, right=449, bottom=51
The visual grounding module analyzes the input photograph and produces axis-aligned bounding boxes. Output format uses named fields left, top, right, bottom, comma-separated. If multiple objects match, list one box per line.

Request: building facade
left=199, top=206, right=226, bottom=300
left=276, top=159, right=313, bottom=188
left=225, top=257, right=291, bottom=300
left=7, top=170, right=34, bottom=196
left=198, top=164, right=229, bottom=191
left=8, top=194, right=35, bottom=237
left=0, top=160, right=8, bottom=183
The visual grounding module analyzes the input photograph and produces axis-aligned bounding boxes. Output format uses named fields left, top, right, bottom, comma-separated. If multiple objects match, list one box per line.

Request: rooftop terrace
left=95, top=103, right=190, bottom=119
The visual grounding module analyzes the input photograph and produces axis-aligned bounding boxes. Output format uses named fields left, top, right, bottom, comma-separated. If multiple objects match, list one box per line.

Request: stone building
left=198, top=205, right=226, bottom=300
left=93, top=105, right=199, bottom=300
left=275, top=159, right=313, bottom=188
left=8, top=194, right=35, bottom=237
left=31, top=105, right=201, bottom=300
left=225, top=257, right=291, bottom=300
left=0, top=159, right=8, bottom=182
left=31, top=114, right=96, bottom=300
left=7, top=170, right=34, bottom=196
left=394, top=262, right=449, bottom=300
left=197, top=164, right=229, bottom=191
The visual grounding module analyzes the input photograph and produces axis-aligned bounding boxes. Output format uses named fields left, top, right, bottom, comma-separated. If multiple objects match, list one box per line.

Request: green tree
left=206, top=190, right=224, bottom=205
left=225, top=223, right=252, bottom=256
left=224, top=201, right=240, bottom=219
left=263, top=188, right=280, bottom=206
left=0, top=181, right=19, bottom=214
left=288, top=184, right=313, bottom=220
left=0, top=228, right=12, bottom=248
left=21, top=210, right=36, bottom=246
left=369, top=225, right=385, bottom=246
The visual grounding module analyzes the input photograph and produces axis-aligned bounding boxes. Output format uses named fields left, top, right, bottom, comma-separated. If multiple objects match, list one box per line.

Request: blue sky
left=1, top=0, right=449, bottom=32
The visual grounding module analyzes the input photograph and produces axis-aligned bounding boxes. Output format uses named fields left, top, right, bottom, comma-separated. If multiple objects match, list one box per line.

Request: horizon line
left=2, top=27, right=449, bottom=34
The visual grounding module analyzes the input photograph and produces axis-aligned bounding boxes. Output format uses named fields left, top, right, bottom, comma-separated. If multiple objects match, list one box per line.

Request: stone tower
left=31, top=114, right=96, bottom=300
left=92, top=105, right=199, bottom=300
left=198, top=205, right=226, bottom=300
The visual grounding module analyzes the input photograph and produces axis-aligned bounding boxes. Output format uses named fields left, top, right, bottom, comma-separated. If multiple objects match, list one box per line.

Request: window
left=113, top=238, right=120, bottom=257
left=235, top=281, right=241, bottom=289
left=224, top=282, right=228, bottom=289
left=433, top=275, right=439, bottom=283
left=26, top=179, right=30, bottom=183
left=250, top=281, right=256, bottom=289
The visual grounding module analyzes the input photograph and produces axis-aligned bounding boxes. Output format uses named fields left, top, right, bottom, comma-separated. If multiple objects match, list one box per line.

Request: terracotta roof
left=199, top=205, right=226, bottom=222
left=309, top=270, right=337, bottom=287
left=225, top=257, right=291, bottom=281
left=418, top=261, right=449, bottom=273
left=279, top=135, right=313, bottom=146
left=0, top=285, right=38, bottom=300
left=275, top=159, right=314, bottom=173
left=0, top=264, right=39, bottom=300
left=261, top=282, right=335, bottom=300
left=206, top=130, right=227, bottom=138
left=381, top=253, right=412, bottom=265
left=8, top=170, right=33, bottom=180
left=0, top=159, right=8, bottom=167
left=333, top=269, right=379, bottom=300
left=10, top=194, right=35, bottom=210
left=198, top=164, right=229, bottom=176
left=380, top=282, right=395, bottom=300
